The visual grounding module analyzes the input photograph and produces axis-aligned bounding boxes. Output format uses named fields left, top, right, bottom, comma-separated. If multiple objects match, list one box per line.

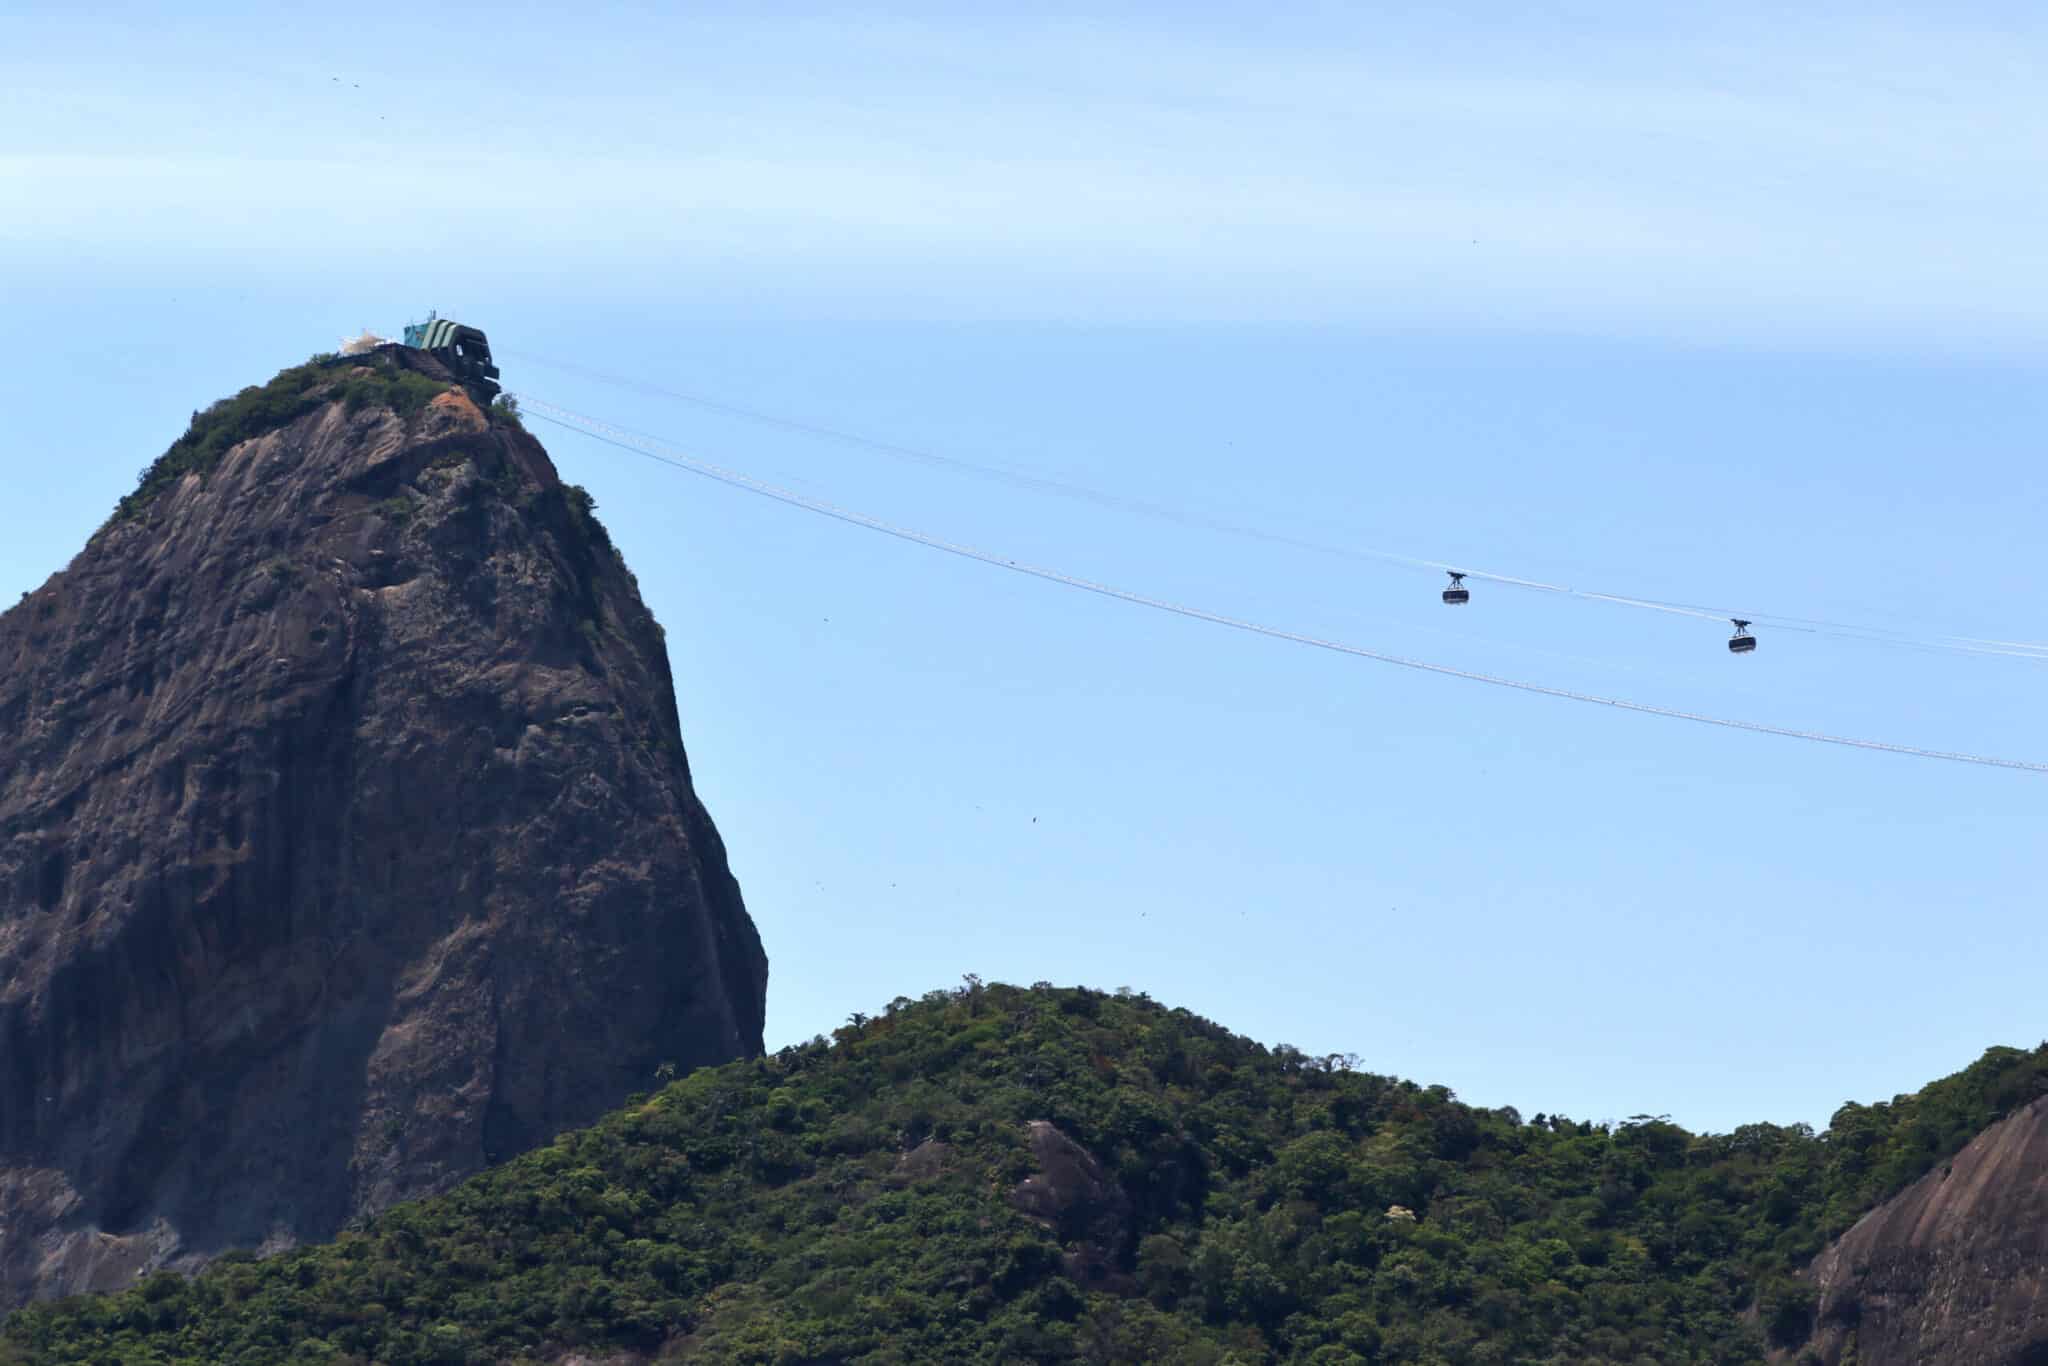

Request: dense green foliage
left=5, top=985, right=2043, bottom=1365
left=561, top=481, right=613, bottom=555
left=114, top=354, right=450, bottom=521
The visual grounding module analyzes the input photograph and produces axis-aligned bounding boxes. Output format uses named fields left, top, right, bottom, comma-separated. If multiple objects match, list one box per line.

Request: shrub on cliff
left=115, top=355, right=449, bottom=522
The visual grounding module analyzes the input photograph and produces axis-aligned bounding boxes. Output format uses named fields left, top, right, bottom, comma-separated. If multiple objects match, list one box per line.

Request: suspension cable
left=505, top=349, right=2048, bottom=663
left=518, top=397, right=2048, bottom=776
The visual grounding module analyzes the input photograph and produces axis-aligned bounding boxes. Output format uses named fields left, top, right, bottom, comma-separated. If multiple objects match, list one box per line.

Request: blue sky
left=4, top=3, right=2044, bottom=1132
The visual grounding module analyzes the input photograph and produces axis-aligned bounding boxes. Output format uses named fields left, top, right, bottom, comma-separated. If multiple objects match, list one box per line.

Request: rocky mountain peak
left=0, top=345, right=767, bottom=1308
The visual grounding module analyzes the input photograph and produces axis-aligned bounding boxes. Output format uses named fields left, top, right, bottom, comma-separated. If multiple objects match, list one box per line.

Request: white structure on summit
left=339, top=329, right=390, bottom=356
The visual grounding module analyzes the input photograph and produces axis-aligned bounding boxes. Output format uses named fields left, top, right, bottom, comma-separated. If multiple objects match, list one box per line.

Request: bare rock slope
left=0, top=348, right=766, bottom=1308
left=1787, top=1094, right=2048, bottom=1366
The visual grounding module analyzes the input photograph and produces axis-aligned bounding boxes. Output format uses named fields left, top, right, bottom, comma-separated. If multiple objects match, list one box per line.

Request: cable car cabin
left=1442, top=571, right=1470, bottom=605
left=1728, top=619, right=1757, bottom=654
left=401, top=312, right=501, bottom=399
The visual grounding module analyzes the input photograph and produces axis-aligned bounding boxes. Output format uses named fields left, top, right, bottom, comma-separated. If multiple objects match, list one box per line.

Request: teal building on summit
left=401, top=311, right=502, bottom=399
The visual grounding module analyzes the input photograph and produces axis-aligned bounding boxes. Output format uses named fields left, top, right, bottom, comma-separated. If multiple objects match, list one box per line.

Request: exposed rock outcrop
left=1784, top=1095, right=2048, bottom=1366
left=892, top=1137, right=950, bottom=1184
left=1010, top=1119, right=1136, bottom=1293
left=0, top=348, right=767, bottom=1309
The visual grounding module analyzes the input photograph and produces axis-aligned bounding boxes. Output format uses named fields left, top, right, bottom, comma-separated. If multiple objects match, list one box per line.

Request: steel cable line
left=520, top=397, right=2048, bottom=776
left=506, top=350, right=2048, bottom=662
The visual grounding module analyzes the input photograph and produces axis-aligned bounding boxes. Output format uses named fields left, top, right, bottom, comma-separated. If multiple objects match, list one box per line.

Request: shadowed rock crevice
left=0, top=347, right=768, bottom=1309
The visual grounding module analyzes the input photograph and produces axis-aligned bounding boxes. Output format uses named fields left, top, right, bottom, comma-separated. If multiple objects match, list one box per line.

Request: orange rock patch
left=427, top=387, right=488, bottom=431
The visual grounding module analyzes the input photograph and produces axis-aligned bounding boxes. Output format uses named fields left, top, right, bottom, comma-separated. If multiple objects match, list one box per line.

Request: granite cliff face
left=1785, top=1094, right=2048, bottom=1366
left=0, top=347, right=767, bottom=1308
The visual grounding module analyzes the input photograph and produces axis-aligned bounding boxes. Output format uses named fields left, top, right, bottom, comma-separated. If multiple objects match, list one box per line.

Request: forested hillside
left=6, top=982, right=2045, bottom=1365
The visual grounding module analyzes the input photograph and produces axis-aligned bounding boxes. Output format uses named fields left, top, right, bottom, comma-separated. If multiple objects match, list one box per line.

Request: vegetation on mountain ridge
left=113, top=353, right=450, bottom=522
left=4, top=983, right=2043, bottom=1365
